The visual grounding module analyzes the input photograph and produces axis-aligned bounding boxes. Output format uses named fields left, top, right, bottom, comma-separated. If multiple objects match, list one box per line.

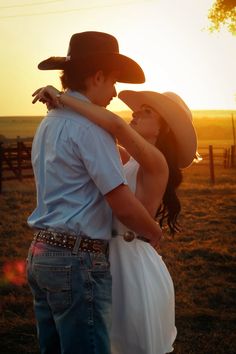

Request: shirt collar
left=66, top=90, right=91, bottom=103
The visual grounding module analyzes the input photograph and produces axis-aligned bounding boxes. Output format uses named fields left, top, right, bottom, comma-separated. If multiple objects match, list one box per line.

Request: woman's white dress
left=110, top=158, right=177, bottom=354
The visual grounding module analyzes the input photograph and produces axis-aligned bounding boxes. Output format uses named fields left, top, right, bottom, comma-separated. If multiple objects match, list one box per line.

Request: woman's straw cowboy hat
left=38, top=31, right=145, bottom=84
left=119, top=90, right=198, bottom=168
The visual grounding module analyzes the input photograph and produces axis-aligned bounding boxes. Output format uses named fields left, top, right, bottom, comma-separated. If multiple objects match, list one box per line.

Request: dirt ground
left=0, top=164, right=235, bottom=354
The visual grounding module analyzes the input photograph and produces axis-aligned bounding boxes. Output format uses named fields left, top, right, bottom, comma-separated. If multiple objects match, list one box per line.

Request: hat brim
left=38, top=57, right=66, bottom=70
left=38, top=53, right=145, bottom=84
left=118, top=90, right=197, bottom=168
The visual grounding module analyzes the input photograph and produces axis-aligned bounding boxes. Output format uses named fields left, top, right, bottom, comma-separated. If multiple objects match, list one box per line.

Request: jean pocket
left=89, top=253, right=110, bottom=272
left=34, top=263, right=72, bottom=313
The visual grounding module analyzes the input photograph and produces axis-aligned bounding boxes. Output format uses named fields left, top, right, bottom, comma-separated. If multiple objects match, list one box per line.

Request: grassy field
left=0, top=163, right=235, bottom=354
left=0, top=110, right=235, bottom=353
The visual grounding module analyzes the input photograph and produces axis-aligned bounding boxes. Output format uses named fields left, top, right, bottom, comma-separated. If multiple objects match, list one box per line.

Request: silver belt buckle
left=123, top=231, right=136, bottom=242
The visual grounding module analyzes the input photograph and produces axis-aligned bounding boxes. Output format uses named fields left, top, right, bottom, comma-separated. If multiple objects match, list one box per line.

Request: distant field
left=0, top=116, right=43, bottom=140
left=0, top=111, right=235, bottom=147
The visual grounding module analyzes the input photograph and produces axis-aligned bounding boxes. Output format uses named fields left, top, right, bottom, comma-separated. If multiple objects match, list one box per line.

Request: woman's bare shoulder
left=118, top=145, right=131, bottom=165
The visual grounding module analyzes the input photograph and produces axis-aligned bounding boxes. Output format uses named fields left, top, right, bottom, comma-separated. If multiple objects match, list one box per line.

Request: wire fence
left=0, top=139, right=33, bottom=193
left=0, top=139, right=235, bottom=192
left=197, top=145, right=235, bottom=184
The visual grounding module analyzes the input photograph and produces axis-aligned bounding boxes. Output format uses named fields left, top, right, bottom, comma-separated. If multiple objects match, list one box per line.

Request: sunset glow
left=0, top=0, right=235, bottom=115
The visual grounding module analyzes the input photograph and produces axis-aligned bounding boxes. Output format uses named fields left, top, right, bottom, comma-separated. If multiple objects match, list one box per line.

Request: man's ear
left=93, top=70, right=105, bottom=86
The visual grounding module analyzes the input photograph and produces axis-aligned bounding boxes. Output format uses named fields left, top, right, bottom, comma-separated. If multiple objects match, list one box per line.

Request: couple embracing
left=27, top=31, right=197, bottom=354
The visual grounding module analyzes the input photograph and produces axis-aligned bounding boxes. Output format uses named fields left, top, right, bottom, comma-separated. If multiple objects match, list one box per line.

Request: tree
left=208, top=0, right=236, bottom=35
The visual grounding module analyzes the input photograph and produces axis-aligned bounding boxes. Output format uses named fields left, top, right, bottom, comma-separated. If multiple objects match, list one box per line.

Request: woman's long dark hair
left=155, top=121, right=183, bottom=234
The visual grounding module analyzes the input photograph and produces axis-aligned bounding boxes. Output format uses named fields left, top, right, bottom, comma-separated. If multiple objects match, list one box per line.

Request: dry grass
left=161, top=164, right=236, bottom=353
left=0, top=164, right=235, bottom=354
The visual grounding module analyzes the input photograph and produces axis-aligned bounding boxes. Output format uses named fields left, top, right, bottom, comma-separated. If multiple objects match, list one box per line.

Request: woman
left=32, top=86, right=197, bottom=354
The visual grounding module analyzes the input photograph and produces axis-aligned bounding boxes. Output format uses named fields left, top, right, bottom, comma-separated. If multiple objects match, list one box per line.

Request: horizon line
left=1, top=108, right=236, bottom=118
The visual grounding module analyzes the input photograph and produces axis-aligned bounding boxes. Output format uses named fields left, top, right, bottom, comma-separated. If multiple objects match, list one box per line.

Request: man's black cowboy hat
left=38, top=31, right=145, bottom=84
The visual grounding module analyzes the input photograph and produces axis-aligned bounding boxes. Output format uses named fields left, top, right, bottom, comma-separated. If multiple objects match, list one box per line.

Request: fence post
left=0, top=142, right=3, bottom=193
left=17, top=141, right=22, bottom=180
left=223, top=148, right=227, bottom=168
left=209, top=145, right=215, bottom=184
left=227, top=148, right=230, bottom=168
left=230, top=145, right=235, bottom=168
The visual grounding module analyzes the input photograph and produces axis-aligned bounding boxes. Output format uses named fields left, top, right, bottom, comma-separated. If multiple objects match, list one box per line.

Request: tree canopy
left=208, top=0, right=236, bottom=35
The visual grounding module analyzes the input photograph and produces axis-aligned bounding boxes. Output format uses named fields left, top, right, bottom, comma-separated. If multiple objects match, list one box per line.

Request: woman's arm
left=32, top=86, right=167, bottom=176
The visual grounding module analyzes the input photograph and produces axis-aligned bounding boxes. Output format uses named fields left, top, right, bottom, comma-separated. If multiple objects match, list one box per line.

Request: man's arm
left=105, top=184, right=162, bottom=246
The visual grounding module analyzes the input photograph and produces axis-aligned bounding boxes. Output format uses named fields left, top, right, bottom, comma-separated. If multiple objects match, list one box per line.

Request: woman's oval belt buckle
left=123, top=231, right=136, bottom=242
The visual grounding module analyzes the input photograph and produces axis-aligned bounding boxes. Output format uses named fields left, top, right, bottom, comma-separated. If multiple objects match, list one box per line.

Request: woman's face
left=130, top=104, right=163, bottom=140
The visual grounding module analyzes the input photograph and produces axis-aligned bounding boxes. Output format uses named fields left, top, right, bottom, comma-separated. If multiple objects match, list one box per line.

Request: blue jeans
left=27, top=240, right=112, bottom=354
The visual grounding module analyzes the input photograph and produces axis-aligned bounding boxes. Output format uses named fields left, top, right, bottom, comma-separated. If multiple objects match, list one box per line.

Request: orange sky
left=0, top=0, right=235, bottom=116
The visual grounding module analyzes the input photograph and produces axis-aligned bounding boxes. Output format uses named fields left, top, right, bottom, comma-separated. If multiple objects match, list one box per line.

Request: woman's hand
left=32, top=85, right=62, bottom=109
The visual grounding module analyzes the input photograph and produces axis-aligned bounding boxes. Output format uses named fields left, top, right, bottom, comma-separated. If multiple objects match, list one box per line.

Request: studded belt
left=34, top=230, right=109, bottom=255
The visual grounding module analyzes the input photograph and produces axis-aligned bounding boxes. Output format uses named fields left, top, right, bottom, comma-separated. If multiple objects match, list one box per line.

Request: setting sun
left=0, top=0, right=235, bottom=116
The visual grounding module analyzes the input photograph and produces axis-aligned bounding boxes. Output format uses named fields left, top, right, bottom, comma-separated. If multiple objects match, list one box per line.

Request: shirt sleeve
left=72, top=123, right=127, bottom=195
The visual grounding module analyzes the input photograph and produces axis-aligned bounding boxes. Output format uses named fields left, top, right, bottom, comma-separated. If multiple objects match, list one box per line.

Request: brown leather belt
left=34, top=230, right=108, bottom=255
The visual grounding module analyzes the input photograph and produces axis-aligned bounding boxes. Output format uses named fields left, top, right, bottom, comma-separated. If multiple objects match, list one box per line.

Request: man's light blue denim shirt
left=28, top=91, right=126, bottom=240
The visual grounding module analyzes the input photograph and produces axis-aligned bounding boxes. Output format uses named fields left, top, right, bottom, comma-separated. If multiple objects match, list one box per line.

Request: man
left=27, top=31, right=162, bottom=354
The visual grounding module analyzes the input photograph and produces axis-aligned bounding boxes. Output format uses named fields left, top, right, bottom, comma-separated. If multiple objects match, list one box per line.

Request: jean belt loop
left=105, top=244, right=109, bottom=258
left=72, top=236, right=82, bottom=255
